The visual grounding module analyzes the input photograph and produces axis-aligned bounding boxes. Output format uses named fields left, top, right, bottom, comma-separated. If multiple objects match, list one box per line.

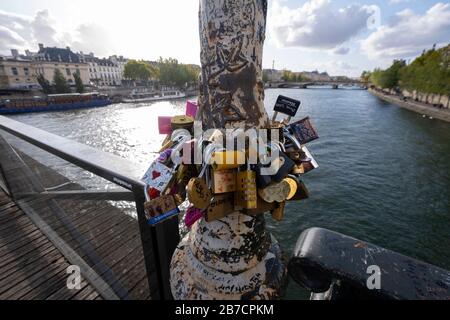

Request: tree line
left=361, top=44, right=450, bottom=95
left=123, top=58, right=200, bottom=87
left=37, top=69, right=84, bottom=94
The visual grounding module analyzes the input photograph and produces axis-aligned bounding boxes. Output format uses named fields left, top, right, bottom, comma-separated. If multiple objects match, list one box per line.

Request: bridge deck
left=0, top=150, right=153, bottom=300
left=0, top=188, right=101, bottom=300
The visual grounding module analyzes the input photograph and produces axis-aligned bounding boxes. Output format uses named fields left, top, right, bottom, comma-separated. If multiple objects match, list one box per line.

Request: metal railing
left=0, top=115, right=179, bottom=300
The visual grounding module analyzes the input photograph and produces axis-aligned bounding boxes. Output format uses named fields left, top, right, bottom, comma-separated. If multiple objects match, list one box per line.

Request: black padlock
left=256, top=143, right=295, bottom=187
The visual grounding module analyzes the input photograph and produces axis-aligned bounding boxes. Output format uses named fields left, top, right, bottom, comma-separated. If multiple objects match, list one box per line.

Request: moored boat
left=0, top=92, right=111, bottom=114
left=122, top=89, right=186, bottom=103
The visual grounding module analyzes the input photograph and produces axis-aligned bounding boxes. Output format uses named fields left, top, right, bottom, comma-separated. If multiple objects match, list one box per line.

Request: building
left=301, top=70, right=331, bottom=82
left=32, top=44, right=90, bottom=86
left=263, top=69, right=283, bottom=82
left=79, top=53, right=126, bottom=86
left=0, top=51, right=39, bottom=90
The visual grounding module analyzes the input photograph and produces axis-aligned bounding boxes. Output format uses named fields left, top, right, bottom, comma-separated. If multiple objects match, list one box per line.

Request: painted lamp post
left=170, top=0, right=287, bottom=299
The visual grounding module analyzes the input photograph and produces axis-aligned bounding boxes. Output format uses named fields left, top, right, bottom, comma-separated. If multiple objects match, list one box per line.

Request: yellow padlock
left=211, top=151, right=246, bottom=171
left=235, top=166, right=257, bottom=209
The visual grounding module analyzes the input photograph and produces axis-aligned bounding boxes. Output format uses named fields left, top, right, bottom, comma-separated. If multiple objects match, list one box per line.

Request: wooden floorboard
left=0, top=149, right=156, bottom=300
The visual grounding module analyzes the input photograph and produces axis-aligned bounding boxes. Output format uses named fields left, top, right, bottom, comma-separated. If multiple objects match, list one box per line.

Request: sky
left=0, top=0, right=449, bottom=77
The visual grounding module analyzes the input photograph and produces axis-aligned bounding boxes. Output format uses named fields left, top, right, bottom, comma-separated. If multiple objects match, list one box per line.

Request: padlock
left=245, top=196, right=277, bottom=216
left=205, top=193, right=235, bottom=222
left=211, top=150, right=246, bottom=171
left=291, top=163, right=305, bottom=175
left=300, top=146, right=319, bottom=173
left=142, top=160, right=176, bottom=200
left=185, top=206, right=204, bottom=228
left=171, top=115, right=194, bottom=133
left=288, top=176, right=310, bottom=201
left=271, top=202, right=286, bottom=222
left=272, top=95, right=301, bottom=124
left=287, top=116, right=319, bottom=145
left=235, top=165, right=257, bottom=210
left=212, top=169, right=236, bottom=194
left=284, top=176, right=298, bottom=200
left=187, top=177, right=212, bottom=210
left=144, top=194, right=180, bottom=225
left=269, top=143, right=295, bottom=183
left=258, top=179, right=291, bottom=203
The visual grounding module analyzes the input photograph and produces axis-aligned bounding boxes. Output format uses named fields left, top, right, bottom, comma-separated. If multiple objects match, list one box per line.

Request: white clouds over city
left=268, top=0, right=372, bottom=50
left=0, top=0, right=448, bottom=77
left=361, top=3, right=450, bottom=60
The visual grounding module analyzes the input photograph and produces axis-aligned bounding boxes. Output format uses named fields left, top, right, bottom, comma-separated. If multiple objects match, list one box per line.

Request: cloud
left=268, top=0, right=372, bottom=50
left=0, top=9, right=62, bottom=55
left=0, top=9, right=113, bottom=57
left=71, top=23, right=116, bottom=56
left=389, top=0, right=413, bottom=4
left=333, top=47, right=350, bottom=55
left=361, top=3, right=450, bottom=60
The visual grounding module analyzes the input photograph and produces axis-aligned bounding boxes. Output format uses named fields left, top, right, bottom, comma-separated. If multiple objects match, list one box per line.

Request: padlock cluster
left=142, top=97, right=319, bottom=227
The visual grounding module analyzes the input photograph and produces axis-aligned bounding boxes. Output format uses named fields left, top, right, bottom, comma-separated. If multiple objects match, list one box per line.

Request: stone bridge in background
left=265, top=81, right=367, bottom=90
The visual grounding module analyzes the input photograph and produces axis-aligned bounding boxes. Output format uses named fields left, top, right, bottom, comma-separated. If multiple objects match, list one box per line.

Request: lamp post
left=170, top=0, right=287, bottom=299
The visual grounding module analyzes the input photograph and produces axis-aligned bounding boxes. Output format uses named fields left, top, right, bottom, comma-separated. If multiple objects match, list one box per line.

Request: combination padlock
left=235, top=164, right=257, bottom=210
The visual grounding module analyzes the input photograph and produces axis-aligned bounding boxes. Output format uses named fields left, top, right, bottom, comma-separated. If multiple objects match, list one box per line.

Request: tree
left=360, top=71, right=371, bottom=83
left=123, top=60, right=157, bottom=85
left=36, top=73, right=53, bottom=94
left=73, top=71, right=84, bottom=93
left=53, top=69, right=71, bottom=94
left=157, top=57, right=199, bottom=87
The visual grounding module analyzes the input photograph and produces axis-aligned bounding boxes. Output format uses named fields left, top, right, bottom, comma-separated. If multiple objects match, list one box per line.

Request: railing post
left=134, top=188, right=179, bottom=300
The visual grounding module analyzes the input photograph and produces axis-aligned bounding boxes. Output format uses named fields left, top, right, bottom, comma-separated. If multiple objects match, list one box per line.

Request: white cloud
left=389, top=0, right=413, bottom=4
left=268, top=0, right=372, bottom=50
left=0, top=9, right=113, bottom=57
left=0, top=9, right=62, bottom=55
left=333, top=47, right=350, bottom=55
left=361, top=3, right=450, bottom=60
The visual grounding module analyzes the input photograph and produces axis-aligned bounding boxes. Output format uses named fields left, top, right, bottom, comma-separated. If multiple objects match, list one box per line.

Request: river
left=5, top=87, right=450, bottom=299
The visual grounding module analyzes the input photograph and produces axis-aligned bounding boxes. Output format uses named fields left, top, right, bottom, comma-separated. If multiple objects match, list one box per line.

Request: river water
left=5, top=88, right=450, bottom=299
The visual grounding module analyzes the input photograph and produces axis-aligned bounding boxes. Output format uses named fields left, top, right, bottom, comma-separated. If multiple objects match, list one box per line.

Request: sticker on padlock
left=187, top=177, right=212, bottom=210
left=144, top=194, right=180, bottom=225
left=272, top=95, right=301, bottom=123
left=142, top=161, right=176, bottom=200
left=256, top=142, right=295, bottom=185
left=271, top=202, right=286, bottom=222
left=211, top=150, right=246, bottom=171
left=235, top=166, right=257, bottom=209
left=212, top=169, right=236, bottom=194
left=287, top=116, right=319, bottom=145
left=205, top=193, right=235, bottom=222
left=185, top=206, right=204, bottom=228
left=258, top=179, right=291, bottom=203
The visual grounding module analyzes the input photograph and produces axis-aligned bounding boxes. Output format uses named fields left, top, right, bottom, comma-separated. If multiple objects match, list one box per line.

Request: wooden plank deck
left=0, top=189, right=101, bottom=300
left=0, top=149, right=155, bottom=300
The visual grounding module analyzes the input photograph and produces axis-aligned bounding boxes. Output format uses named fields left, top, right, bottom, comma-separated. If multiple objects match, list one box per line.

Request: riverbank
left=368, top=88, right=450, bottom=123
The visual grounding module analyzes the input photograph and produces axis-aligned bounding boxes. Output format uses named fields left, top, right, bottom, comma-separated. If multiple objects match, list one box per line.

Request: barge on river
left=0, top=92, right=111, bottom=114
